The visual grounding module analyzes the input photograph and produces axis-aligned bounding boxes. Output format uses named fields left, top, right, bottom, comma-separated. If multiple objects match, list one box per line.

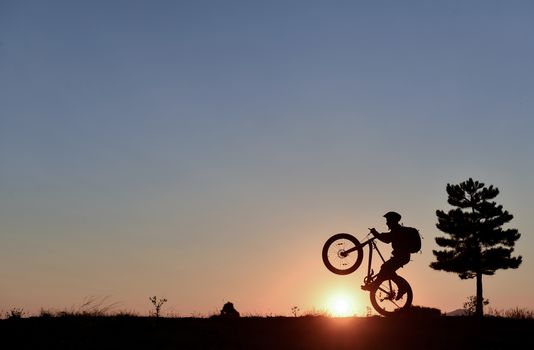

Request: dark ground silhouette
left=1, top=315, right=533, bottom=349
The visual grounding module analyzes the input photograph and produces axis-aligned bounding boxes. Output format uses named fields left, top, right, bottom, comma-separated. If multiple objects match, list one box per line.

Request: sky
left=1, top=0, right=533, bottom=317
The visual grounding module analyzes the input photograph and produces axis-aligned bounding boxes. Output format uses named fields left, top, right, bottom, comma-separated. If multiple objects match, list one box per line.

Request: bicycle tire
left=369, top=275, right=413, bottom=316
left=322, top=233, right=363, bottom=275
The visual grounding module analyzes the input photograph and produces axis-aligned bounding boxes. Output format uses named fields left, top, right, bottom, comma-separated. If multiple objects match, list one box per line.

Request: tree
left=430, top=178, right=522, bottom=317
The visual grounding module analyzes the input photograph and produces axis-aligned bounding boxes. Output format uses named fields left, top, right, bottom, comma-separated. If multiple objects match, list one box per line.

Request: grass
left=34, top=296, right=123, bottom=318
left=4, top=307, right=24, bottom=319
left=1, top=312, right=533, bottom=350
left=486, top=307, right=534, bottom=319
left=3, top=298, right=533, bottom=320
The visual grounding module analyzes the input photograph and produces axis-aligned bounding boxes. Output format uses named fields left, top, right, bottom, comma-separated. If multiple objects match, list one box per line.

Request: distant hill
left=446, top=309, right=468, bottom=316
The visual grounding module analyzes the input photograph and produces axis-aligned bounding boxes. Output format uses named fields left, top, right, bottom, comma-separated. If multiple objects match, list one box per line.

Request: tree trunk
left=476, top=272, right=483, bottom=317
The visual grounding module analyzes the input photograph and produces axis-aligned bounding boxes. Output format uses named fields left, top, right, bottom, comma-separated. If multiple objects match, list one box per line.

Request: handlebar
left=361, top=235, right=378, bottom=245
left=341, top=235, right=377, bottom=256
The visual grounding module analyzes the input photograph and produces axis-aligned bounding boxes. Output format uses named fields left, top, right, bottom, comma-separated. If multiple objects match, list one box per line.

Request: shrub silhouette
left=220, top=302, right=240, bottom=318
left=464, top=295, right=489, bottom=316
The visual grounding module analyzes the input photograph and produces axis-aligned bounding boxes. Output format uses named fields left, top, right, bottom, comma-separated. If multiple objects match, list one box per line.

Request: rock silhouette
left=220, top=302, right=240, bottom=318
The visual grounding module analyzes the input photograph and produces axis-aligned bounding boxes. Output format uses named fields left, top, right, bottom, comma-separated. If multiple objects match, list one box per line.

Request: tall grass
left=4, top=307, right=24, bottom=319
left=39, top=296, right=121, bottom=317
left=487, top=307, right=534, bottom=319
left=3, top=300, right=533, bottom=319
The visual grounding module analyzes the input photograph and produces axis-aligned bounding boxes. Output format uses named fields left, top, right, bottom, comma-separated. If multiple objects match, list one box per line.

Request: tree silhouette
left=430, top=178, right=522, bottom=317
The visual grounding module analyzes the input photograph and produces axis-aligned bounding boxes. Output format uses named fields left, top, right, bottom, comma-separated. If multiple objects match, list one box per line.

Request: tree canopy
left=431, top=178, right=522, bottom=316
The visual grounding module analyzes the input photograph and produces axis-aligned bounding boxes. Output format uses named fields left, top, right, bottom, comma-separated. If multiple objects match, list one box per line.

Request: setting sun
left=328, top=294, right=357, bottom=317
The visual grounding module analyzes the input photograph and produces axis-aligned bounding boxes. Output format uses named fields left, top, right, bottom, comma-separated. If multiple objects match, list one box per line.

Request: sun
left=328, top=294, right=355, bottom=317
left=332, top=298, right=350, bottom=317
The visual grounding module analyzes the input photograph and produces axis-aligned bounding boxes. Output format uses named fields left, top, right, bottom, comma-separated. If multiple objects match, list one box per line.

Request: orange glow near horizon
left=326, top=292, right=362, bottom=317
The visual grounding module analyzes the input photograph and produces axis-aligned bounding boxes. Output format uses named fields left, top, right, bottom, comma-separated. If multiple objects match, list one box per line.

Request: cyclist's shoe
left=361, top=284, right=371, bottom=291
left=361, top=281, right=377, bottom=291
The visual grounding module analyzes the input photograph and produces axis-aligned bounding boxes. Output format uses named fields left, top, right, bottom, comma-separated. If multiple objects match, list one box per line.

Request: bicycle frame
left=344, top=236, right=388, bottom=282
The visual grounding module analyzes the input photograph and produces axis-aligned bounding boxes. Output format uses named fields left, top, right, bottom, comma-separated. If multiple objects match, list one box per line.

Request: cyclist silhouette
left=362, top=211, right=413, bottom=300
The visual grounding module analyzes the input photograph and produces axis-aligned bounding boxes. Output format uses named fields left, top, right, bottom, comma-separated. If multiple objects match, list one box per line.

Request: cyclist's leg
left=388, top=254, right=410, bottom=273
left=373, top=255, right=409, bottom=287
left=389, top=254, right=410, bottom=299
left=362, top=258, right=396, bottom=290
left=376, top=257, right=400, bottom=280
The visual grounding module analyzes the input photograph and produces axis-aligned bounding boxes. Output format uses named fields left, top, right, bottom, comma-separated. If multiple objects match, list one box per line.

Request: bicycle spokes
left=370, top=276, right=413, bottom=316
left=376, top=286, right=395, bottom=300
left=331, top=243, right=357, bottom=268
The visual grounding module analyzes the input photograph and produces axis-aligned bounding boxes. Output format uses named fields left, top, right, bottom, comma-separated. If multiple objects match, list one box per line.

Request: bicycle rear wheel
left=322, top=233, right=363, bottom=275
left=369, top=275, right=413, bottom=316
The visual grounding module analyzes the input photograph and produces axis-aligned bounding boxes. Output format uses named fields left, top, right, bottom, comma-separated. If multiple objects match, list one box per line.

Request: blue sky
left=1, top=1, right=533, bottom=316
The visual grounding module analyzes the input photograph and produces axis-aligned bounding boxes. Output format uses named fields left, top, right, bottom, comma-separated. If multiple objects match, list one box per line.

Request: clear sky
left=1, top=0, right=533, bottom=317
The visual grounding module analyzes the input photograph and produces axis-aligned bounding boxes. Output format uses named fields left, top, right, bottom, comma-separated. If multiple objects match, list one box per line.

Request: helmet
left=383, top=211, right=401, bottom=222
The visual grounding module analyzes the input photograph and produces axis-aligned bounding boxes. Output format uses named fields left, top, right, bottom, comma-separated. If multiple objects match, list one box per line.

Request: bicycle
left=322, top=232, right=413, bottom=316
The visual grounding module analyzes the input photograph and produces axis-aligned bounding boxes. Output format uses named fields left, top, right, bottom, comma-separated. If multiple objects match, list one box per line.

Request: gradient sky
left=1, top=0, right=533, bottom=316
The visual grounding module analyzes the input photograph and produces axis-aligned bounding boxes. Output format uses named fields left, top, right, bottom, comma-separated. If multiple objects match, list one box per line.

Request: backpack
left=401, top=226, right=422, bottom=253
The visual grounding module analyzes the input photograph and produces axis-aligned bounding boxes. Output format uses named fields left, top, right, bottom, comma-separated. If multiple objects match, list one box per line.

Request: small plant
left=149, top=296, right=168, bottom=317
left=366, top=306, right=373, bottom=317
left=291, top=306, right=300, bottom=317
left=463, top=296, right=489, bottom=316
left=6, top=307, right=24, bottom=319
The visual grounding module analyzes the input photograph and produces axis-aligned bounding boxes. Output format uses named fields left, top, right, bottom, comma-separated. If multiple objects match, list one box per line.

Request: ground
left=1, top=315, right=532, bottom=349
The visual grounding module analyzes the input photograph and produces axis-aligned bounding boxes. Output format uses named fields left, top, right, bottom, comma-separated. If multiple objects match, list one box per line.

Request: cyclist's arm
left=371, top=230, right=393, bottom=243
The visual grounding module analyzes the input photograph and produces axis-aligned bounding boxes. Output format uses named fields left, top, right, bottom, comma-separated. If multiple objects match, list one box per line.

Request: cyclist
left=362, top=211, right=412, bottom=300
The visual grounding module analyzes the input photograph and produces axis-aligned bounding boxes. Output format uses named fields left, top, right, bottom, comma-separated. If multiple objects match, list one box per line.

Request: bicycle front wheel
left=322, top=233, right=363, bottom=275
left=369, top=275, right=413, bottom=316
